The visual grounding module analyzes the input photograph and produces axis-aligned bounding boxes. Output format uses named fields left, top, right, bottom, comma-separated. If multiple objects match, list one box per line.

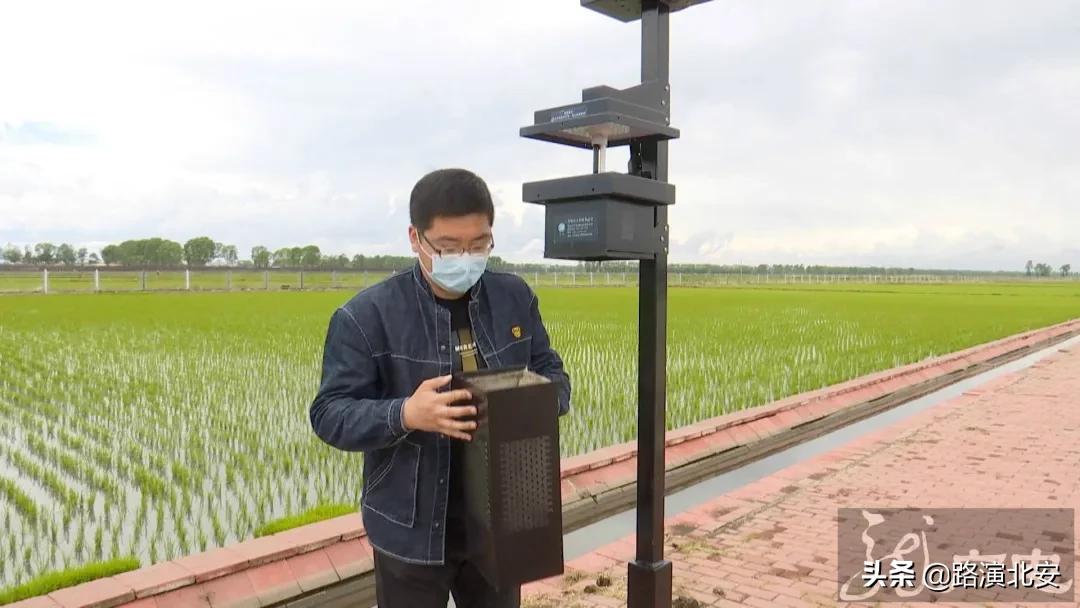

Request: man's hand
left=401, top=375, right=477, bottom=441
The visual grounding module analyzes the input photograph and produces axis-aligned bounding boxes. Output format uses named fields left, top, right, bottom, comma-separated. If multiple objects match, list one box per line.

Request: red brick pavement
left=521, top=344, right=1080, bottom=608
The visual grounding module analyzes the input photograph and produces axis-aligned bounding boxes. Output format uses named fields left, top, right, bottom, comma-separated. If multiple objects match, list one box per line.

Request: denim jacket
left=309, top=260, right=572, bottom=564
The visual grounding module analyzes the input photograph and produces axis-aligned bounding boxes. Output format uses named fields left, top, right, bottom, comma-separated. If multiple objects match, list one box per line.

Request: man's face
left=409, top=213, right=493, bottom=275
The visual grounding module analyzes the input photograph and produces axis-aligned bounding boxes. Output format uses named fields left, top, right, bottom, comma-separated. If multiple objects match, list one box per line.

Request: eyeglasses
left=419, top=230, right=495, bottom=258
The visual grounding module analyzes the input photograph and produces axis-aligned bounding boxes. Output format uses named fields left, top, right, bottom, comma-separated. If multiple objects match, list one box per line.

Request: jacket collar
left=410, top=259, right=483, bottom=302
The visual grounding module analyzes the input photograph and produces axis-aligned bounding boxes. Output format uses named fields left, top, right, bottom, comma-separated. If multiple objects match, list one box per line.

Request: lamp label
left=554, top=215, right=599, bottom=242
left=549, top=105, right=588, bottom=123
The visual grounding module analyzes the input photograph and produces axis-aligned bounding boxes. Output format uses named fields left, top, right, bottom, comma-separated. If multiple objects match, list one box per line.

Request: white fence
left=1, top=266, right=1073, bottom=295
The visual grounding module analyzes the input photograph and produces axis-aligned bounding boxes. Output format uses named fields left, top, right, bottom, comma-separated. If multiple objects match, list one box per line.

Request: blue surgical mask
left=418, top=241, right=489, bottom=295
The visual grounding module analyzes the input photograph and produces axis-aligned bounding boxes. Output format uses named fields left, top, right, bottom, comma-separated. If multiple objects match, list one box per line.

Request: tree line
left=0, top=238, right=515, bottom=272
left=0, top=238, right=1073, bottom=276
left=579, top=260, right=1074, bottom=277
left=1025, top=260, right=1070, bottom=277
left=1, top=242, right=98, bottom=266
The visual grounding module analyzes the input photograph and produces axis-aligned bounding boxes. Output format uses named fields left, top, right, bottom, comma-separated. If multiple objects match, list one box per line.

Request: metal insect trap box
left=450, top=366, right=563, bottom=590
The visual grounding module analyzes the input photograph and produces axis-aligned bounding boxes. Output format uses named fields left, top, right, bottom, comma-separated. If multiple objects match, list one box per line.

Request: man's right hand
left=401, top=375, right=477, bottom=441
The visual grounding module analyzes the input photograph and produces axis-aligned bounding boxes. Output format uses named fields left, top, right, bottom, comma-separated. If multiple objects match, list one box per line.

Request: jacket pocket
left=495, top=335, right=532, bottom=366
left=362, top=438, right=421, bottom=528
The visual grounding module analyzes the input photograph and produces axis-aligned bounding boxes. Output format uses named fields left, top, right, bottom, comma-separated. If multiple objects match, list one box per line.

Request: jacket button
left=439, top=478, right=445, bottom=484
left=434, top=522, right=440, bottom=528
left=440, top=345, right=447, bottom=351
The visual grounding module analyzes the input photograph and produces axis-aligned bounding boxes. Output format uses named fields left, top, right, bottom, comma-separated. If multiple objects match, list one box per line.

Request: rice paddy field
left=1, top=278, right=1078, bottom=587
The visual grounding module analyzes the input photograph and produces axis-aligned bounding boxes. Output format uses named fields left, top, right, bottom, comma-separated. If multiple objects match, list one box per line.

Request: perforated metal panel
left=471, top=433, right=492, bottom=525
left=496, top=435, right=556, bottom=533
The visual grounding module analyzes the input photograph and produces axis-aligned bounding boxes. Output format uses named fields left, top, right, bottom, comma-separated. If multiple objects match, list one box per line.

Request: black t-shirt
left=433, top=294, right=486, bottom=539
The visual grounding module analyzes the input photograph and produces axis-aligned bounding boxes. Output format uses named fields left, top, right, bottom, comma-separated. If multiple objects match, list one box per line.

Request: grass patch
left=0, top=557, right=139, bottom=605
left=253, top=502, right=356, bottom=538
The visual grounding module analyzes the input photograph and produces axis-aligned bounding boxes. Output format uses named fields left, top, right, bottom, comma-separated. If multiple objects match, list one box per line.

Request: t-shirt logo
left=455, top=327, right=481, bottom=372
left=511, top=325, right=522, bottom=339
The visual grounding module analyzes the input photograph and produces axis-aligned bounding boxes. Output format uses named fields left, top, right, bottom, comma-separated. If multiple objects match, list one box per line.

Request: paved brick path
left=522, top=343, right=1080, bottom=608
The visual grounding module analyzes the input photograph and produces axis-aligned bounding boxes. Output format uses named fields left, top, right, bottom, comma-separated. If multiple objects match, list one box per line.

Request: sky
left=1, top=0, right=1078, bottom=271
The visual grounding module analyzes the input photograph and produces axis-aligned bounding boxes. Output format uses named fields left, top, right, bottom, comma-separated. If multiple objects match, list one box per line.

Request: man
left=309, top=167, right=572, bottom=608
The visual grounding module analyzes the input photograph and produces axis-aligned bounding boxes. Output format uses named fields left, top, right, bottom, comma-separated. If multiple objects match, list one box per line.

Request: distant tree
left=300, top=245, right=321, bottom=268
left=183, top=237, right=216, bottom=267
left=150, top=238, right=183, bottom=265
left=56, top=243, right=77, bottom=265
left=110, top=238, right=183, bottom=265
left=2, top=244, right=20, bottom=263
left=21, top=246, right=32, bottom=263
left=77, top=247, right=88, bottom=265
left=33, top=243, right=57, bottom=263
left=100, top=244, right=119, bottom=265
left=1025, top=260, right=1034, bottom=276
left=251, top=246, right=271, bottom=269
left=88, top=252, right=101, bottom=265
left=1061, top=264, right=1071, bottom=277
left=219, top=245, right=239, bottom=266
left=285, top=247, right=303, bottom=267
left=351, top=254, right=365, bottom=269
left=272, top=248, right=291, bottom=268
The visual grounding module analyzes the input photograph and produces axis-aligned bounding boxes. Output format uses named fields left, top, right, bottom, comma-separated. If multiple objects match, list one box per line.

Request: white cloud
left=1, top=0, right=1078, bottom=271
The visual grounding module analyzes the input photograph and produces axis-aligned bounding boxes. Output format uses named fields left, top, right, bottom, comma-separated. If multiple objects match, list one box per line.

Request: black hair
left=409, top=168, right=495, bottom=232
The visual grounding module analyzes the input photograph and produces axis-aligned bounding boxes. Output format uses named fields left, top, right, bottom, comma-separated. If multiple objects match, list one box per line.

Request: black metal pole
left=628, top=2, right=672, bottom=607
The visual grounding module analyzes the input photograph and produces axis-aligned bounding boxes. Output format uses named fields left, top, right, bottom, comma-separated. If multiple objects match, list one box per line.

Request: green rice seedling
left=4, top=450, right=77, bottom=514
left=93, top=526, right=103, bottom=561
left=180, top=490, right=192, bottom=521
left=72, top=521, right=85, bottom=561
left=170, top=462, right=192, bottom=490
left=174, top=514, right=189, bottom=556
left=211, top=510, right=226, bottom=546
left=134, top=469, right=165, bottom=500
left=0, top=478, right=38, bottom=524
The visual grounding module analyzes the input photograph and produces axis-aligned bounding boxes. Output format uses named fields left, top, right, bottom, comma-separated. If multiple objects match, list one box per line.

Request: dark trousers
left=373, top=525, right=521, bottom=608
